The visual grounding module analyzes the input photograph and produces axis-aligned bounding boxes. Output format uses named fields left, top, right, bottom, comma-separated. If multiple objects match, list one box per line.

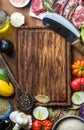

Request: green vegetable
left=42, top=0, right=55, bottom=13
left=81, top=25, right=84, bottom=43
left=0, top=69, right=10, bottom=83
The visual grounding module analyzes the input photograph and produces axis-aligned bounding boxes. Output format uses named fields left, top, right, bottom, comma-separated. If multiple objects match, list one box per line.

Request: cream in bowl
left=9, top=0, right=30, bottom=8
left=52, top=116, right=84, bottom=130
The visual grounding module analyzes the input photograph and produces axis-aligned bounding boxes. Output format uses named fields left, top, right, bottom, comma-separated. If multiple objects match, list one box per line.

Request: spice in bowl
left=17, top=92, right=34, bottom=111
left=0, top=97, right=12, bottom=119
left=9, top=0, right=30, bottom=8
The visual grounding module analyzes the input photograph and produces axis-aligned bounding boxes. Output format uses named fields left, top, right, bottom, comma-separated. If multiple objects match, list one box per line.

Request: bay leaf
left=67, top=110, right=76, bottom=116
left=35, top=95, right=50, bottom=104
left=68, top=104, right=80, bottom=110
left=48, top=108, right=60, bottom=121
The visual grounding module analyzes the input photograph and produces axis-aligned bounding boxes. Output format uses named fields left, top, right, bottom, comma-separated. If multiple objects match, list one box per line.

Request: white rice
left=56, top=118, right=84, bottom=130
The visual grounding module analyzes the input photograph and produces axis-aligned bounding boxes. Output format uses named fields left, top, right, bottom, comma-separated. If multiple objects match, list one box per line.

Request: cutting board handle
left=72, top=39, right=84, bottom=55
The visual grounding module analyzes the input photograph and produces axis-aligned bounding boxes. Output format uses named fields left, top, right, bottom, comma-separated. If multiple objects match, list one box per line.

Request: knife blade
left=42, top=13, right=84, bottom=54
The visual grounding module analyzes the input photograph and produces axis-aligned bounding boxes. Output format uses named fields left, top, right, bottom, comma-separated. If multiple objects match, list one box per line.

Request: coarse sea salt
left=12, top=0, right=26, bottom=6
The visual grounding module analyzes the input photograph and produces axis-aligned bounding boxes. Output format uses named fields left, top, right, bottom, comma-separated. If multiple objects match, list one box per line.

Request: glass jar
left=0, top=10, right=11, bottom=33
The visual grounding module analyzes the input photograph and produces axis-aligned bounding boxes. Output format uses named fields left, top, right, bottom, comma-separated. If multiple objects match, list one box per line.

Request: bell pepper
left=32, top=120, right=53, bottom=130
left=72, top=59, right=84, bottom=77
left=71, top=78, right=84, bottom=91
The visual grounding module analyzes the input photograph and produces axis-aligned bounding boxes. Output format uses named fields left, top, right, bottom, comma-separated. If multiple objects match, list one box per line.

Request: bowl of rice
left=9, top=0, right=30, bottom=8
left=52, top=115, right=84, bottom=130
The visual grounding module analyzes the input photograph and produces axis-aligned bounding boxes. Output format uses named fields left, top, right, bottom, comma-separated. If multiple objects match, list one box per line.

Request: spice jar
left=0, top=10, right=11, bottom=33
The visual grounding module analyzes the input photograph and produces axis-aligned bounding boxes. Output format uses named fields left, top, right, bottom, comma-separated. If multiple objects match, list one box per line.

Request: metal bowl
left=0, top=119, right=11, bottom=130
left=52, top=115, right=84, bottom=130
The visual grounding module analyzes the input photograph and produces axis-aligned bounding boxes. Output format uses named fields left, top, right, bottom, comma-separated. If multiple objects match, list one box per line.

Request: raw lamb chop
left=72, top=5, right=84, bottom=28
left=31, top=0, right=46, bottom=15
left=81, top=0, right=84, bottom=5
left=63, top=0, right=81, bottom=19
left=52, top=0, right=69, bottom=15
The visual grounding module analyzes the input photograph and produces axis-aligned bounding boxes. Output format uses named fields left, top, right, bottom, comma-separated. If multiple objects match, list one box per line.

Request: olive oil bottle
left=0, top=10, right=11, bottom=33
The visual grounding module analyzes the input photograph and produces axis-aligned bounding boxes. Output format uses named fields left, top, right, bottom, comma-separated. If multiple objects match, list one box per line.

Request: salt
left=12, top=0, right=26, bottom=5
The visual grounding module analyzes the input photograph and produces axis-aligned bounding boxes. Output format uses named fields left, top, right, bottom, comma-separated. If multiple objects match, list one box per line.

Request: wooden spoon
left=0, top=54, right=34, bottom=111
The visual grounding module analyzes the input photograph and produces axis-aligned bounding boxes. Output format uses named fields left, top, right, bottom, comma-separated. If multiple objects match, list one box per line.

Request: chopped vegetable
left=35, top=95, right=50, bottom=104
left=79, top=103, right=84, bottom=119
left=81, top=25, right=84, bottom=42
left=32, top=119, right=53, bottom=130
left=42, top=0, right=55, bottom=13
left=71, top=78, right=84, bottom=91
left=10, top=12, right=25, bottom=27
left=71, top=91, right=84, bottom=105
left=33, top=106, right=49, bottom=120
left=72, top=59, right=84, bottom=77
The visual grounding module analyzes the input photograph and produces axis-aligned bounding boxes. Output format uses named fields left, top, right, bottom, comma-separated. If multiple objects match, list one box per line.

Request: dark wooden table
left=0, top=1, right=84, bottom=128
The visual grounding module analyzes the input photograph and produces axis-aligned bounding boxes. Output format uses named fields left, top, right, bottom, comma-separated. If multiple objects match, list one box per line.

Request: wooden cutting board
left=17, top=28, right=71, bottom=106
left=0, top=0, right=71, bottom=107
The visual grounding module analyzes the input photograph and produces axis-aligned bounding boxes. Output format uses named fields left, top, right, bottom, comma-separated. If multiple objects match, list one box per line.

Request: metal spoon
left=0, top=54, right=34, bottom=111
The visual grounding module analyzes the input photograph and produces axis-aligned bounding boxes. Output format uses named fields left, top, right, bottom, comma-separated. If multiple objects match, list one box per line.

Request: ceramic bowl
left=9, top=0, right=30, bottom=8
left=52, top=115, right=84, bottom=130
left=0, top=97, right=12, bottom=119
left=0, top=119, right=11, bottom=130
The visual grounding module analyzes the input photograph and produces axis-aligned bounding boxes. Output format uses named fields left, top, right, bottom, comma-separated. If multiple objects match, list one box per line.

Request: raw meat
left=63, top=0, right=80, bottom=19
left=31, top=0, right=46, bottom=15
left=81, top=0, right=84, bottom=5
left=52, top=0, right=69, bottom=15
left=72, top=5, right=84, bottom=28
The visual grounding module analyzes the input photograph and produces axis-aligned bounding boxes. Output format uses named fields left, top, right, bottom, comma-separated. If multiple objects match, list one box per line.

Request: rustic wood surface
left=0, top=0, right=84, bottom=113
left=17, top=28, right=71, bottom=106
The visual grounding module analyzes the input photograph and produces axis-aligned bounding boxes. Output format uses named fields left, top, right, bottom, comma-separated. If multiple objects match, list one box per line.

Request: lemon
left=0, top=79, right=14, bottom=97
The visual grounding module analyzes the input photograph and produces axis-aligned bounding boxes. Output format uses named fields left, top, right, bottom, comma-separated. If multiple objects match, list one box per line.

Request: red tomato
left=32, top=120, right=53, bottom=130
left=32, top=120, right=42, bottom=130
left=71, top=78, right=84, bottom=91
left=42, top=120, right=53, bottom=130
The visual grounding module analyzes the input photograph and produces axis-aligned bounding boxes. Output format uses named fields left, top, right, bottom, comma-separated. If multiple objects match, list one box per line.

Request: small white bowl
left=9, top=0, right=30, bottom=8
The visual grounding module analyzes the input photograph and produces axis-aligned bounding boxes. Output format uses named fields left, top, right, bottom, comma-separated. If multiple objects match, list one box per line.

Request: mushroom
left=9, top=111, right=32, bottom=130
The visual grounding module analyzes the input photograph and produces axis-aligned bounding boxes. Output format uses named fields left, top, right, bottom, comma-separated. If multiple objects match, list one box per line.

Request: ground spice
left=0, top=97, right=10, bottom=116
